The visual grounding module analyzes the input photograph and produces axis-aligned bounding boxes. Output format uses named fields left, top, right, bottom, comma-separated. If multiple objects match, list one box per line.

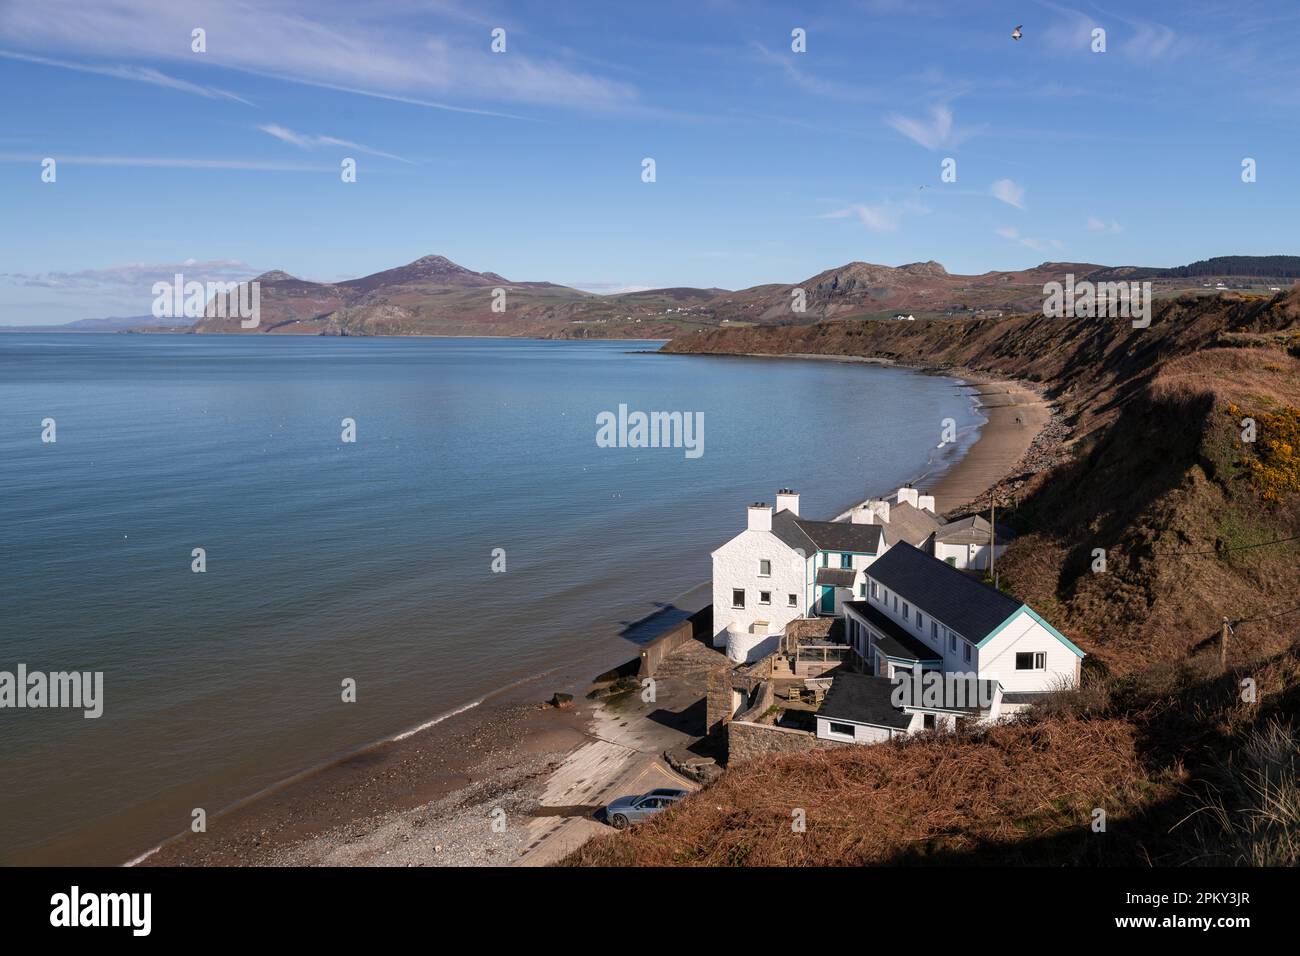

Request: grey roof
left=865, top=542, right=1022, bottom=642
left=932, top=514, right=1016, bottom=546
left=891, top=672, right=1002, bottom=713
left=883, top=501, right=944, bottom=547
left=771, top=510, right=885, bottom=556
left=818, top=673, right=913, bottom=730
left=815, top=567, right=857, bottom=587
left=843, top=601, right=941, bottom=662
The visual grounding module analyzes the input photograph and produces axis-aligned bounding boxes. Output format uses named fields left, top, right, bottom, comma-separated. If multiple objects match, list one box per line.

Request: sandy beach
left=133, top=366, right=1053, bottom=869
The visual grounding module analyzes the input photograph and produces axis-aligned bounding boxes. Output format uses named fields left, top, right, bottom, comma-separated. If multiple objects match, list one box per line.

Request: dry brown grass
left=564, top=717, right=1153, bottom=866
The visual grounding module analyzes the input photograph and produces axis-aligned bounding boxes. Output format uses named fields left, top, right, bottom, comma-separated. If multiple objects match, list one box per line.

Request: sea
left=0, top=333, right=983, bottom=864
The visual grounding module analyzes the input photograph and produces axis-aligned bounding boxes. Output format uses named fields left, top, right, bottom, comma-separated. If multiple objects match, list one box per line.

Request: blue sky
left=2, top=0, right=1298, bottom=324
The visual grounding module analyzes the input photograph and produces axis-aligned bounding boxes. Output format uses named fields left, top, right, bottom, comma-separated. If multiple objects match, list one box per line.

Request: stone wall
left=637, top=605, right=713, bottom=678
left=728, top=720, right=851, bottom=763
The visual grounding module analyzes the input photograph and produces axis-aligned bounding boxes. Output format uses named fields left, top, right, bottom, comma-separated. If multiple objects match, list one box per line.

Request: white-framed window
left=1016, top=651, right=1046, bottom=670
left=963, top=642, right=972, bottom=663
left=787, top=593, right=798, bottom=607
left=859, top=582, right=867, bottom=597
left=870, top=581, right=880, bottom=600
left=826, top=721, right=856, bottom=739
left=759, top=591, right=771, bottom=606
left=732, top=589, right=745, bottom=609
left=758, top=559, right=771, bottom=577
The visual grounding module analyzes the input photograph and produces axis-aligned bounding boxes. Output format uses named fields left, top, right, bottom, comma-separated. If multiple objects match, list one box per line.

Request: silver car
left=604, top=788, right=688, bottom=829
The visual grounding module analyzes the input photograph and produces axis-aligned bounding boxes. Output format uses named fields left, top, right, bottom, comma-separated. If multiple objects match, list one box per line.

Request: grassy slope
left=569, top=292, right=1300, bottom=866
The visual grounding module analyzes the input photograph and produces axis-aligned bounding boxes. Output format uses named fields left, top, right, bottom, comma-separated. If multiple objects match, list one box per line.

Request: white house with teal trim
left=711, top=489, right=887, bottom=663
left=840, top=542, right=1084, bottom=714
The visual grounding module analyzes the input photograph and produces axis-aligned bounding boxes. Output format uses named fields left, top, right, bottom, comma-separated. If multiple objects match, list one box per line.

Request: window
left=1017, top=652, right=1047, bottom=670
left=915, top=609, right=923, bottom=629
left=732, top=589, right=745, bottom=609
left=945, top=557, right=957, bottom=567
left=858, top=582, right=866, bottom=597
left=827, top=722, right=856, bottom=738
left=902, top=601, right=909, bottom=619
left=840, top=552, right=852, bottom=569
left=759, top=591, right=771, bottom=605
left=950, top=633, right=957, bottom=652
left=923, top=714, right=936, bottom=731
left=931, top=621, right=939, bottom=640
left=871, top=581, right=880, bottom=600
left=787, top=593, right=798, bottom=607
left=963, top=642, right=971, bottom=663
left=893, top=595, right=898, bottom=613
left=758, top=559, right=771, bottom=577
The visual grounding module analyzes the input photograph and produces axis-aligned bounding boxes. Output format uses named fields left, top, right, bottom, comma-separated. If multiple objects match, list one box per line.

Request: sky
left=2, top=0, right=1298, bottom=324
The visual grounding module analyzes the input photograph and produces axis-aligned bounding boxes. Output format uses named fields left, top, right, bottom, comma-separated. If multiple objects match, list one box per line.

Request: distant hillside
left=161, top=253, right=1300, bottom=338
left=0, top=314, right=185, bottom=333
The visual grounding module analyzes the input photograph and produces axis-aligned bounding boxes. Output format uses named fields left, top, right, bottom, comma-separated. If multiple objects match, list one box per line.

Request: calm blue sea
left=0, top=334, right=982, bottom=863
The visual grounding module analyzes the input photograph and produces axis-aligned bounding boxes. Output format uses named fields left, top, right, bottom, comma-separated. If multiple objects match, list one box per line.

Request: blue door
left=818, top=586, right=835, bottom=614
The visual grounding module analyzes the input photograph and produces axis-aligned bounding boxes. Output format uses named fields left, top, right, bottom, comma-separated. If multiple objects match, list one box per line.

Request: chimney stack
left=747, top=502, right=773, bottom=532
left=775, top=488, right=800, bottom=516
left=853, top=498, right=889, bottom=524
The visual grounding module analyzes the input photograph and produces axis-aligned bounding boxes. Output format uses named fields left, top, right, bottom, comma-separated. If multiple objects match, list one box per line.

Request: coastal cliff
left=569, top=292, right=1300, bottom=867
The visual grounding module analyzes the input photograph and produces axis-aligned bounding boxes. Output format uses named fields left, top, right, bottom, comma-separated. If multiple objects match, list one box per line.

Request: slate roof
left=770, top=509, right=885, bottom=556
left=818, top=673, right=913, bottom=730
left=933, top=514, right=1016, bottom=546
left=843, top=601, right=941, bottom=662
left=865, top=542, right=1022, bottom=642
left=891, top=672, right=1002, bottom=713
left=882, top=501, right=944, bottom=547
left=815, top=567, right=857, bottom=587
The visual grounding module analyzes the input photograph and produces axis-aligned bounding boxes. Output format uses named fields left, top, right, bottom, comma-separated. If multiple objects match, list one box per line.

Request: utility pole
left=989, top=497, right=997, bottom=586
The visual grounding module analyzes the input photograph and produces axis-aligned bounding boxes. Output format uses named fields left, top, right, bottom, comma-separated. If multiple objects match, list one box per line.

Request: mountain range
left=13, top=254, right=1300, bottom=337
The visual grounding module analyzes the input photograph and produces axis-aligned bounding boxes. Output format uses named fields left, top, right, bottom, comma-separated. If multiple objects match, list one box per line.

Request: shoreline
left=129, top=353, right=1052, bottom=868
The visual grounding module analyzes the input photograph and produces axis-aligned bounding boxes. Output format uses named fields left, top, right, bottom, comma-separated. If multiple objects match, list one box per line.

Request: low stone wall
left=637, top=605, right=713, bottom=678
left=728, top=720, right=851, bottom=762
left=734, top=680, right=774, bottom=724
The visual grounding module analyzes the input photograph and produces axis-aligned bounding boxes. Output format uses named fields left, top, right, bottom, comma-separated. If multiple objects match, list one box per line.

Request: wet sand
left=921, top=377, right=1052, bottom=514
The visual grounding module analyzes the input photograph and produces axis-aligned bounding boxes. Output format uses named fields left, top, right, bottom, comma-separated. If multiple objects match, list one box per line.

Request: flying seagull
left=1012, top=25, right=1023, bottom=40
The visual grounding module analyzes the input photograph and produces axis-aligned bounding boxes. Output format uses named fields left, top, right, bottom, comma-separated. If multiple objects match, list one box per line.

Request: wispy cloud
left=2, top=258, right=259, bottom=291
left=0, top=0, right=636, bottom=113
left=257, top=124, right=413, bottom=163
left=0, top=152, right=332, bottom=172
left=884, top=104, right=970, bottom=150
left=820, top=199, right=929, bottom=233
left=1036, top=0, right=1182, bottom=61
left=995, top=227, right=1063, bottom=252
left=990, top=178, right=1026, bottom=209
left=750, top=42, right=869, bottom=99
left=0, top=49, right=252, bottom=104
left=1086, top=216, right=1124, bottom=233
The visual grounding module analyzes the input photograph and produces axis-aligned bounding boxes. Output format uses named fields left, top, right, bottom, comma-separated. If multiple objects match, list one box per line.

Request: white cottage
left=816, top=542, right=1084, bottom=745
left=711, top=489, right=887, bottom=663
